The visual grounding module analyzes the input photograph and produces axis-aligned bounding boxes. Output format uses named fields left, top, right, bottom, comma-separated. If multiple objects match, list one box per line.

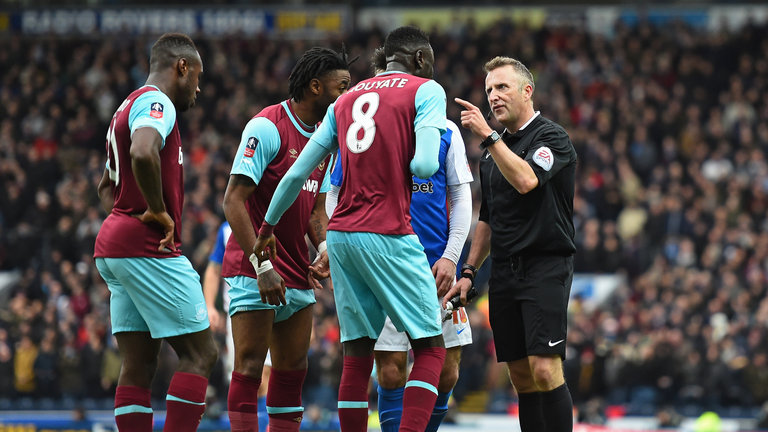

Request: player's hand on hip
left=432, top=257, right=457, bottom=298
left=258, top=269, right=287, bottom=306
left=455, top=97, right=493, bottom=139
left=307, top=250, right=330, bottom=290
left=133, top=209, right=176, bottom=252
left=253, top=234, right=277, bottom=264
left=442, top=277, right=472, bottom=309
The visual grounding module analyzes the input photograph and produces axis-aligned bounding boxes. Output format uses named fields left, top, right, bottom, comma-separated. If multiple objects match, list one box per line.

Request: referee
left=448, top=56, right=577, bottom=432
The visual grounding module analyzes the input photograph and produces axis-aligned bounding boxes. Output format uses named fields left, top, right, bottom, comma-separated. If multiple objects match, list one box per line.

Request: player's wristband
left=249, top=253, right=274, bottom=275
left=317, top=240, right=327, bottom=256
left=259, top=222, right=275, bottom=238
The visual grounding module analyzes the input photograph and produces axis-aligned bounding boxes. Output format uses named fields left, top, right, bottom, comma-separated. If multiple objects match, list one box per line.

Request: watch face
left=480, top=131, right=500, bottom=150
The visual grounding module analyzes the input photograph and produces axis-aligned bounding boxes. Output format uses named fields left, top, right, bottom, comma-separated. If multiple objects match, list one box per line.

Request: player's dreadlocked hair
left=150, top=33, right=199, bottom=71
left=288, top=47, right=351, bottom=102
left=370, top=46, right=387, bottom=75
left=384, top=26, right=430, bottom=58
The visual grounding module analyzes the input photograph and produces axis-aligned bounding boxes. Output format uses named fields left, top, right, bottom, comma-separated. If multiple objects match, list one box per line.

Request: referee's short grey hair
left=483, top=56, right=535, bottom=93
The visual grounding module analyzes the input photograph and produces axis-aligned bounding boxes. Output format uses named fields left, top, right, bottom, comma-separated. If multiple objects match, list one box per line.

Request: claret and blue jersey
left=329, top=120, right=471, bottom=266
left=94, top=85, right=184, bottom=259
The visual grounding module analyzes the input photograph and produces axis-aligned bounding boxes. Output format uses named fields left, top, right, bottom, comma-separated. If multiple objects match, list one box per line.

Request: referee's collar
left=503, top=111, right=541, bottom=140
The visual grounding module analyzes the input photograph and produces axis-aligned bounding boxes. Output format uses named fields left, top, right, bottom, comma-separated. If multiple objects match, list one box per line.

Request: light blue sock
left=377, top=385, right=404, bottom=432
left=426, top=390, right=452, bottom=432
left=257, top=395, right=268, bottom=431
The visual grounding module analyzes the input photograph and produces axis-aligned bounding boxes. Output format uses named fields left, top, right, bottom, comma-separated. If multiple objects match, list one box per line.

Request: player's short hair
left=150, top=33, right=199, bottom=71
left=370, top=47, right=386, bottom=74
left=484, top=56, right=535, bottom=93
left=384, top=26, right=430, bottom=58
left=288, top=47, right=351, bottom=102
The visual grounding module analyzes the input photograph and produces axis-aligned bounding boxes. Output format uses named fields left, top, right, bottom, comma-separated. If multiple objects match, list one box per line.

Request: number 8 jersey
left=94, top=85, right=184, bottom=258
left=328, top=71, right=446, bottom=235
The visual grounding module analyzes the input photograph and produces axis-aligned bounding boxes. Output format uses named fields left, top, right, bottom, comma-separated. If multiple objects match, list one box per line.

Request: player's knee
left=123, top=357, right=158, bottom=386
left=530, top=358, right=562, bottom=389
left=438, top=364, right=459, bottom=392
left=199, top=343, right=219, bottom=374
left=377, top=361, right=406, bottom=389
left=235, top=355, right=267, bottom=378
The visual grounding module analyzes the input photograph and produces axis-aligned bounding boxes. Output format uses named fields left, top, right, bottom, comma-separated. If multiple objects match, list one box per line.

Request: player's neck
left=385, top=62, right=410, bottom=75
left=144, top=73, right=172, bottom=99
left=290, top=98, right=321, bottom=127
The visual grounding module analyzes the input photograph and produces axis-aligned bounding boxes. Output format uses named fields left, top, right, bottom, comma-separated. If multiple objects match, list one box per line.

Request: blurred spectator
left=14, top=335, right=37, bottom=395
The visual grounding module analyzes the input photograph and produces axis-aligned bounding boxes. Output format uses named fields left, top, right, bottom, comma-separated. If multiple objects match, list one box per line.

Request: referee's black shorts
left=488, top=253, right=573, bottom=363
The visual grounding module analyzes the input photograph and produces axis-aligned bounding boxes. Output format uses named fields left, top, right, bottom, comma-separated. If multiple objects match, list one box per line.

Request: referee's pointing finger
left=454, top=97, right=477, bottom=111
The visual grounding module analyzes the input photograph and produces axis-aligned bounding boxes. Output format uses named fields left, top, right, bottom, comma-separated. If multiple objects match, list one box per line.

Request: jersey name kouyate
left=329, top=72, right=445, bottom=235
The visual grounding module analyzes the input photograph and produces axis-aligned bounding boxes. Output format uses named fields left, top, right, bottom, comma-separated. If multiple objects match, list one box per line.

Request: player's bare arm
left=222, top=174, right=260, bottom=258
left=455, top=97, right=538, bottom=194
left=202, top=261, right=225, bottom=333
left=130, top=126, right=176, bottom=252
left=223, top=173, right=285, bottom=305
left=97, top=167, right=114, bottom=214
left=307, top=193, right=330, bottom=289
left=442, top=220, right=491, bottom=308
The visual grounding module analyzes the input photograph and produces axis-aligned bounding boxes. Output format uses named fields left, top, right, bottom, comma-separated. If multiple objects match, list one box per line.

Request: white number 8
left=346, top=92, right=380, bottom=154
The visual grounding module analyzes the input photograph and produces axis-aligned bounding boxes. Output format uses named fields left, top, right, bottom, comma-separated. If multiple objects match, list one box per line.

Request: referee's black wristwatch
left=479, top=130, right=501, bottom=150
left=460, top=263, right=478, bottom=284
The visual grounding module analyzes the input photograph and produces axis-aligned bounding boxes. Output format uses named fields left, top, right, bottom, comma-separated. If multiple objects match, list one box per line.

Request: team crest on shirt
left=533, top=146, right=554, bottom=171
left=149, top=102, right=164, bottom=119
left=244, top=137, right=258, bottom=158
left=289, top=149, right=298, bottom=159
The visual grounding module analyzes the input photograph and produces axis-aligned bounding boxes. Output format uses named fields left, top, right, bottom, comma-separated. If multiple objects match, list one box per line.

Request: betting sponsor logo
left=412, top=180, right=434, bottom=193
left=150, top=102, right=164, bottom=119
left=244, top=137, right=257, bottom=158
left=533, top=146, right=554, bottom=171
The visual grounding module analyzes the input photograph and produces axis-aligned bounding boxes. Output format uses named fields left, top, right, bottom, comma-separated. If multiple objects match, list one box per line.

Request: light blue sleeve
left=265, top=139, right=334, bottom=226
left=129, top=91, right=176, bottom=148
left=230, top=117, right=281, bottom=185
left=312, top=105, right=339, bottom=194
left=319, top=161, right=332, bottom=193
left=411, top=128, right=441, bottom=179
left=414, top=80, right=447, bottom=134
left=313, top=103, right=340, bottom=151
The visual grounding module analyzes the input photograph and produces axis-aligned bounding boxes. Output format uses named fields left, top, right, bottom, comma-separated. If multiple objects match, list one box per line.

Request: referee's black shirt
left=478, top=114, right=577, bottom=259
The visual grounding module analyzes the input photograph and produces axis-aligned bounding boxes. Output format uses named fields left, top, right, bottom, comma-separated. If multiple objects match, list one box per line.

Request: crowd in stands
left=1, top=16, right=767, bottom=422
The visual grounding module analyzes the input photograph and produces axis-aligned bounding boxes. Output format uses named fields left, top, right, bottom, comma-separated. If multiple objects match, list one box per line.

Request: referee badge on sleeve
left=533, top=146, right=554, bottom=171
